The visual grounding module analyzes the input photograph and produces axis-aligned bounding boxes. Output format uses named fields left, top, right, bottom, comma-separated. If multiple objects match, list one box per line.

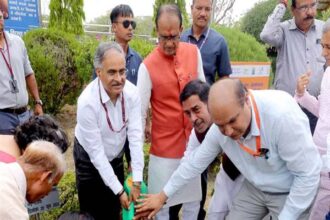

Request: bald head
left=208, top=79, right=251, bottom=140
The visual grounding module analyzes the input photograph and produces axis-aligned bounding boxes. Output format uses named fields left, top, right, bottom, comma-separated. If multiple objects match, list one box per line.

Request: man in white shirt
left=135, top=79, right=322, bottom=220
left=0, top=140, right=65, bottom=220
left=179, top=79, right=244, bottom=220
left=74, top=42, right=144, bottom=220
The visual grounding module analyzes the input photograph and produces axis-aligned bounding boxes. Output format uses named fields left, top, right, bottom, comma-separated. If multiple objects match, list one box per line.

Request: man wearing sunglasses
left=74, top=42, right=144, bottom=220
left=137, top=4, right=205, bottom=220
left=260, top=0, right=325, bottom=134
left=135, top=78, right=322, bottom=220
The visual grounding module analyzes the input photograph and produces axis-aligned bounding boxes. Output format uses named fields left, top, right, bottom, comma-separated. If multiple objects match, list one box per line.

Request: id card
left=9, top=79, right=19, bottom=93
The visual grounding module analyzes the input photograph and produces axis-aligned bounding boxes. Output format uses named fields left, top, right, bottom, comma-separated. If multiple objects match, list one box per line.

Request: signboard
left=3, top=0, right=40, bottom=36
left=27, top=187, right=60, bottom=215
left=230, top=62, right=271, bottom=90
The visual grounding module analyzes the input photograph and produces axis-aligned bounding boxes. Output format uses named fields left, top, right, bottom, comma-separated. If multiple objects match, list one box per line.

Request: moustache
left=304, top=16, right=314, bottom=21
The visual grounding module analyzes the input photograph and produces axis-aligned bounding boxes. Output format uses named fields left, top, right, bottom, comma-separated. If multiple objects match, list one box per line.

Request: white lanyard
left=188, top=27, right=210, bottom=52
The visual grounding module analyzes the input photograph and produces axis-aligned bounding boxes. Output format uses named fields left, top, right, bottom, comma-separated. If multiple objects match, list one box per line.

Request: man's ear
left=111, top=23, right=116, bottom=33
left=40, top=170, right=52, bottom=183
left=96, top=68, right=102, bottom=77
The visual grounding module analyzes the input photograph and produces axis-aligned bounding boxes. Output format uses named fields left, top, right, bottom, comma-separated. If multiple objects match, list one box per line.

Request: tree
left=48, top=0, right=85, bottom=35
left=240, top=0, right=291, bottom=42
left=152, top=0, right=189, bottom=35
left=211, top=0, right=236, bottom=25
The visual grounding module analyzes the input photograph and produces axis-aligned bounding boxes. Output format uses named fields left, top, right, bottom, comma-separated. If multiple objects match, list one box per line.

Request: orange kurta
left=144, top=42, right=199, bottom=158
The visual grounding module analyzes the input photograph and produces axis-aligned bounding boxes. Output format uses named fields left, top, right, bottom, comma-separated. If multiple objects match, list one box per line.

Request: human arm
left=26, top=74, right=43, bottom=115
left=217, top=39, right=232, bottom=79
left=294, top=72, right=320, bottom=117
left=275, top=106, right=322, bottom=220
left=135, top=125, right=222, bottom=218
left=259, top=1, right=287, bottom=47
left=126, top=88, right=144, bottom=202
left=137, top=63, right=152, bottom=141
left=76, top=102, right=125, bottom=197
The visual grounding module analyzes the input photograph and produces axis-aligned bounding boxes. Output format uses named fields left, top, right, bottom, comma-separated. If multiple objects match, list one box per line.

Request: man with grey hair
left=0, top=140, right=66, bottom=220
left=74, top=42, right=144, bottom=220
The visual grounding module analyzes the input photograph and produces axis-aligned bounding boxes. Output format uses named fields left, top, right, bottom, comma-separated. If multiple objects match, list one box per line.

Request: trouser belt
left=0, top=106, right=28, bottom=114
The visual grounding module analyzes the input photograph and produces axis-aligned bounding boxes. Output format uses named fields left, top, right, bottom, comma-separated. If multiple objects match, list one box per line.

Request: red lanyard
left=98, top=79, right=127, bottom=133
left=237, top=91, right=262, bottom=157
left=0, top=34, right=14, bottom=79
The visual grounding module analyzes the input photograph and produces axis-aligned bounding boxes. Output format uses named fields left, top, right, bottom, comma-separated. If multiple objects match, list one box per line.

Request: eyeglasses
left=115, top=20, right=136, bottom=29
left=158, top=34, right=180, bottom=42
left=296, top=2, right=317, bottom=12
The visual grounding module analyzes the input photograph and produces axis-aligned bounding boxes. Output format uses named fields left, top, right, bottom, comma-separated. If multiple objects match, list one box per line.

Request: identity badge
left=9, top=79, right=19, bottom=93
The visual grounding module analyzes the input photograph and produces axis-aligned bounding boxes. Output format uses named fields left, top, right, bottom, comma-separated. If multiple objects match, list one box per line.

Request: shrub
left=23, top=29, right=97, bottom=114
left=213, top=25, right=269, bottom=62
left=130, top=37, right=155, bottom=58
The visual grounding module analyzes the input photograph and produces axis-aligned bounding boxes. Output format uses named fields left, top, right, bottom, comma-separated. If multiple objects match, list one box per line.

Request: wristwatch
left=34, top=99, right=43, bottom=106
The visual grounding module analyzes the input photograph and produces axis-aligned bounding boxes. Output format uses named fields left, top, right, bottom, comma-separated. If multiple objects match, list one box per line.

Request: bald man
left=135, top=79, right=322, bottom=220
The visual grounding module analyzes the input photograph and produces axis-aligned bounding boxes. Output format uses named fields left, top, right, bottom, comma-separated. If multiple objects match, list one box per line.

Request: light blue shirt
left=164, top=89, right=322, bottom=220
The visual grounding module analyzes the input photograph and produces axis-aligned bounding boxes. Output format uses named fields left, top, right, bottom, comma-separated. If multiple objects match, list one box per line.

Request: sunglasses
left=115, top=20, right=137, bottom=29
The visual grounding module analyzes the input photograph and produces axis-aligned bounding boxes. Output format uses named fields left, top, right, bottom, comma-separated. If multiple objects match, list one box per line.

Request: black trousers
left=73, top=138, right=124, bottom=220
left=169, top=170, right=208, bottom=220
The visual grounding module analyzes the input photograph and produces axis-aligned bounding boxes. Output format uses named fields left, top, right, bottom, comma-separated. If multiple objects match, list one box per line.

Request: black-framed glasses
left=158, top=34, right=180, bottom=42
left=115, top=20, right=137, bottom=29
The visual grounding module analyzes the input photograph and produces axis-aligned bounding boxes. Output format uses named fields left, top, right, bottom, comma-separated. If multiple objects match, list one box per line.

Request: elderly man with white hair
left=0, top=140, right=66, bottom=220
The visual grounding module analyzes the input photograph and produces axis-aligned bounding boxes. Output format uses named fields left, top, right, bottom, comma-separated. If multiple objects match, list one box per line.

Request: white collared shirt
left=75, top=79, right=144, bottom=194
left=163, top=89, right=322, bottom=220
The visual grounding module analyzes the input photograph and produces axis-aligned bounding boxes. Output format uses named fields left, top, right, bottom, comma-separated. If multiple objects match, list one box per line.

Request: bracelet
left=117, top=188, right=125, bottom=197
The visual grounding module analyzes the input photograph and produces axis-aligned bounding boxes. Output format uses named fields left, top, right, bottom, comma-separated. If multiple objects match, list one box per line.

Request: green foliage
left=49, top=0, right=85, bottom=35
left=23, top=29, right=97, bottom=114
left=240, top=0, right=291, bottom=42
left=40, top=172, right=79, bottom=220
left=152, top=0, right=189, bottom=36
left=212, top=25, right=269, bottom=62
left=135, top=16, right=154, bottom=36
left=319, top=7, right=330, bottom=21
left=130, top=37, right=155, bottom=58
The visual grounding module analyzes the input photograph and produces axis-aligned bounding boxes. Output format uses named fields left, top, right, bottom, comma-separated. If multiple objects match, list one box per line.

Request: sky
left=41, top=0, right=261, bottom=23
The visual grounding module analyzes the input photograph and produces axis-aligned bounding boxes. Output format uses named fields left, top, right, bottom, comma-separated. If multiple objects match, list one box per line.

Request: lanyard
left=188, top=27, right=210, bottom=51
left=237, top=91, right=262, bottom=157
left=0, top=34, right=14, bottom=79
left=98, top=79, right=127, bottom=133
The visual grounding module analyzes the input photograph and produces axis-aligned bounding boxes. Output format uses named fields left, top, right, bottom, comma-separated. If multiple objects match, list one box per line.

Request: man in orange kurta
left=137, top=4, right=205, bottom=220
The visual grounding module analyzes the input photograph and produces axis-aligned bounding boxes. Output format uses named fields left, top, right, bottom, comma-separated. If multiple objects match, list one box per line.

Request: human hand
left=119, top=191, right=130, bottom=210
left=34, top=104, right=43, bottom=115
left=134, top=192, right=167, bottom=219
left=130, top=184, right=141, bottom=203
left=279, top=0, right=288, bottom=7
left=296, top=72, right=311, bottom=95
